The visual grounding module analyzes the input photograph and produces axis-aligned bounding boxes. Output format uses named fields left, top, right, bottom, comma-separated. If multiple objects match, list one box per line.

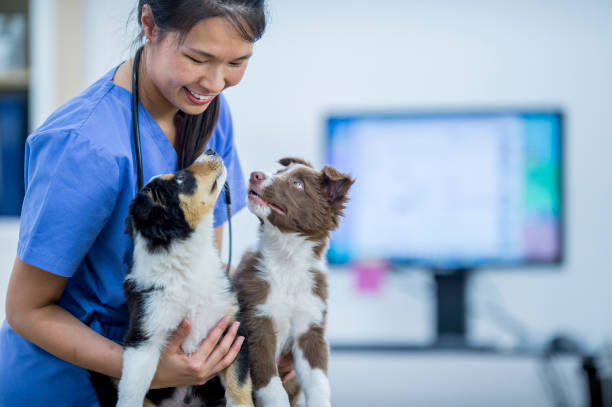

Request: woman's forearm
left=6, top=257, right=124, bottom=378
left=9, top=303, right=124, bottom=378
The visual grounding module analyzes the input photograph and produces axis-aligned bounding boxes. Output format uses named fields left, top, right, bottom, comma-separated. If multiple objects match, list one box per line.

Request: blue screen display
left=325, top=111, right=563, bottom=268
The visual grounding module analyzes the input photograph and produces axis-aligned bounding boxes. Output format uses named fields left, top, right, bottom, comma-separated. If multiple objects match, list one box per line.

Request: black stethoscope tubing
left=131, top=47, right=232, bottom=274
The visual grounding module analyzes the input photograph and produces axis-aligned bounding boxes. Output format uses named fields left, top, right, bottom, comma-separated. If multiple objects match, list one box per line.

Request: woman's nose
left=199, top=67, right=225, bottom=95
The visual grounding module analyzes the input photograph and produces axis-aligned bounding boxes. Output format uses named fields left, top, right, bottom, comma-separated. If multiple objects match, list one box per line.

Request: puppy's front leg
left=117, top=343, right=162, bottom=407
left=293, top=325, right=331, bottom=407
left=219, top=324, right=255, bottom=407
left=248, top=316, right=290, bottom=407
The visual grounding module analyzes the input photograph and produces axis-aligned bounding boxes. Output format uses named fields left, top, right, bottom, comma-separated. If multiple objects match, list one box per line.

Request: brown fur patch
left=283, top=376, right=302, bottom=407
left=242, top=316, right=277, bottom=390
left=233, top=251, right=270, bottom=306
left=233, top=252, right=278, bottom=390
left=310, top=269, right=328, bottom=301
left=278, top=157, right=313, bottom=168
left=313, top=242, right=327, bottom=260
left=297, top=325, right=329, bottom=372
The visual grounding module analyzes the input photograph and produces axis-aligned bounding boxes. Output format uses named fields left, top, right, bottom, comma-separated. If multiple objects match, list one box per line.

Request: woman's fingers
left=193, top=316, right=232, bottom=359
left=205, top=320, right=241, bottom=366
left=281, top=369, right=297, bottom=384
left=212, top=335, right=245, bottom=372
left=277, top=352, right=297, bottom=384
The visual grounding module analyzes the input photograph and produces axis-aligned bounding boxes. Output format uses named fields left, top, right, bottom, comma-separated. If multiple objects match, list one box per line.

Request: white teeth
left=188, top=88, right=211, bottom=101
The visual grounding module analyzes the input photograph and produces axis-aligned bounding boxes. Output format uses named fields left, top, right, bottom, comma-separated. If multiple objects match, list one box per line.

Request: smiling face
left=127, top=150, right=226, bottom=251
left=247, top=158, right=355, bottom=239
left=142, top=13, right=253, bottom=116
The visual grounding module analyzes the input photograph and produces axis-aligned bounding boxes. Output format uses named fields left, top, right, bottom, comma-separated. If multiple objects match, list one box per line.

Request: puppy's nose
left=250, top=171, right=266, bottom=184
left=205, top=149, right=218, bottom=156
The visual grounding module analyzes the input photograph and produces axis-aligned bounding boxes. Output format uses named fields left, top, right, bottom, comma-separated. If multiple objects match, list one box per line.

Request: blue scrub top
left=0, top=64, right=247, bottom=406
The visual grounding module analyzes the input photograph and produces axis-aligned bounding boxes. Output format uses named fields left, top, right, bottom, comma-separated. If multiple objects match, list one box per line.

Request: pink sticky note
left=352, top=261, right=389, bottom=293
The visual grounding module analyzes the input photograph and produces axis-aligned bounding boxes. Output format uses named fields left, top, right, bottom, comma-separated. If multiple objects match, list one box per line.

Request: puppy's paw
left=255, top=376, right=291, bottom=407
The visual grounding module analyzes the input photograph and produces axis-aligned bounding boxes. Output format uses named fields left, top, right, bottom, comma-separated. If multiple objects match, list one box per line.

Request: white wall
left=232, top=0, right=612, bottom=350
left=35, top=0, right=612, bottom=349
left=15, top=0, right=612, bottom=403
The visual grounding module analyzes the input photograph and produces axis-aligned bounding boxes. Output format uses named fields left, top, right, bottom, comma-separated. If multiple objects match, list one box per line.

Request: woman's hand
left=277, top=352, right=297, bottom=384
left=150, top=316, right=244, bottom=389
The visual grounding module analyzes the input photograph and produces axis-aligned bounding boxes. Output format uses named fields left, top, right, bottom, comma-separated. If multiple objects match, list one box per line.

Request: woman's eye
left=229, top=61, right=243, bottom=68
left=187, top=55, right=204, bottom=64
left=293, top=180, right=303, bottom=190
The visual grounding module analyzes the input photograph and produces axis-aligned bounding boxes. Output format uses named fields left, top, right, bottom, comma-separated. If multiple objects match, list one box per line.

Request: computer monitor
left=326, top=110, right=564, bottom=270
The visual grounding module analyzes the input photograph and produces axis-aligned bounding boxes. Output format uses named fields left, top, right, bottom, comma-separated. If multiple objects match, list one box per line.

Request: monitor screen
left=325, top=110, right=563, bottom=269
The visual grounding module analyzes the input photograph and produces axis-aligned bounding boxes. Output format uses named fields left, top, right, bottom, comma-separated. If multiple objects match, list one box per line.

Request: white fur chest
left=253, top=230, right=328, bottom=357
left=129, top=229, right=236, bottom=354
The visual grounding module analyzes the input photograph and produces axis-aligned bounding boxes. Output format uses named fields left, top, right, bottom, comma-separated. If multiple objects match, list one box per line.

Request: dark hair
left=135, top=0, right=266, bottom=169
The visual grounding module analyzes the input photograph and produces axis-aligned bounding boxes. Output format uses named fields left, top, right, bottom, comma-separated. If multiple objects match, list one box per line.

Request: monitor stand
left=432, top=268, right=487, bottom=349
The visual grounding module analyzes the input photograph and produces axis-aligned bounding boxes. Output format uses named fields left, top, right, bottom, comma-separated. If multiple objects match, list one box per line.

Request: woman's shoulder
left=32, top=65, right=130, bottom=149
left=211, top=93, right=234, bottom=144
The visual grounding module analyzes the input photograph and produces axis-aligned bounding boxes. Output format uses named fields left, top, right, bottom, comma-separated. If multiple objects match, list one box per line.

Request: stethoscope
left=131, top=46, right=233, bottom=274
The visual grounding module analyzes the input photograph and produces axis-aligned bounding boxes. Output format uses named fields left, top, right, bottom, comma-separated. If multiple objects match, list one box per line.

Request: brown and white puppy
left=233, top=158, right=354, bottom=407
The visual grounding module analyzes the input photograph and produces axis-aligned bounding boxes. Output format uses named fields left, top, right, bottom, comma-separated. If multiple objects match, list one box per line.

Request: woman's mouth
left=185, top=87, right=214, bottom=105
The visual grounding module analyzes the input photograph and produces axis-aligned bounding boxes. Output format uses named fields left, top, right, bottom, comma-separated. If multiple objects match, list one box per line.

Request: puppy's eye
left=293, top=180, right=304, bottom=190
left=175, top=174, right=184, bottom=184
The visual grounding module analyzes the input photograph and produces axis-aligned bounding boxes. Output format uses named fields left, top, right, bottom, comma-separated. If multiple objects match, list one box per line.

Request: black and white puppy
left=233, top=158, right=354, bottom=407
left=118, top=150, right=253, bottom=407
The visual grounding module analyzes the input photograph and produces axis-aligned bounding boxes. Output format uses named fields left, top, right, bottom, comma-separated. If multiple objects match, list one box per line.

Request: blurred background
left=1, top=0, right=611, bottom=406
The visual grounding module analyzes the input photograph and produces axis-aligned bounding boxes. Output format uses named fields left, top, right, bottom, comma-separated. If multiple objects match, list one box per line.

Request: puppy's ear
left=131, top=191, right=154, bottom=221
left=322, top=166, right=354, bottom=205
left=279, top=157, right=313, bottom=168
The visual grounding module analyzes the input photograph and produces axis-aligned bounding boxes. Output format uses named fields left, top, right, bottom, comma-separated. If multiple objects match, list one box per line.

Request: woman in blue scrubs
left=0, top=1, right=292, bottom=405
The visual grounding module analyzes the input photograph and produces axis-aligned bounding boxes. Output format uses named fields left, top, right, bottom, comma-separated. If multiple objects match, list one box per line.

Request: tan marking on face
left=179, top=161, right=223, bottom=229
left=297, top=324, right=329, bottom=372
left=220, top=364, right=254, bottom=406
left=159, top=174, right=174, bottom=181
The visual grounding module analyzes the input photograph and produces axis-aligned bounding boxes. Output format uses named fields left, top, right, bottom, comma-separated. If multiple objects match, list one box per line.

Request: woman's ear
left=140, top=4, right=157, bottom=42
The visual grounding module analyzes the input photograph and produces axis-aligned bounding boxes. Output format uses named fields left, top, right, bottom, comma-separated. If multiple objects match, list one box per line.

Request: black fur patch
left=175, top=169, right=197, bottom=195
left=145, top=387, right=179, bottom=405
left=125, top=172, right=197, bottom=252
left=89, top=370, right=117, bottom=407
left=122, top=279, right=162, bottom=347
left=236, top=324, right=250, bottom=385
left=193, top=376, right=226, bottom=405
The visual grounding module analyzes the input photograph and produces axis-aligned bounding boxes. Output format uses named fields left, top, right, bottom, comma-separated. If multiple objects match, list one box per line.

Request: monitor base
left=433, top=268, right=472, bottom=346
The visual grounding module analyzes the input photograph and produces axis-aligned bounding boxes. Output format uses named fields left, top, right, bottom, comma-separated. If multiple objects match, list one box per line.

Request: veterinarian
left=0, top=1, right=293, bottom=405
